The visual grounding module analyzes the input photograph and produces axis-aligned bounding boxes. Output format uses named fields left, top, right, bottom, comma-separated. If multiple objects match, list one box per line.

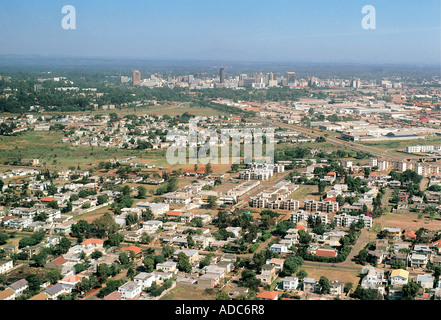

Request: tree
left=177, top=252, right=192, bottom=273
left=186, top=235, right=195, bottom=248
left=119, top=252, right=130, bottom=266
left=281, top=256, right=304, bottom=277
left=216, top=291, right=231, bottom=300
left=230, top=163, right=239, bottom=172
left=162, top=245, right=174, bottom=259
left=344, top=282, right=353, bottom=294
left=296, top=269, right=308, bottom=280
left=402, top=282, right=420, bottom=300
left=54, top=237, right=71, bottom=255
left=239, top=269, right=261, bottom=292
left=46, top=270, right=62, bottom=284
left=318, top=276, right=330, bottom=294
left=391, top=260, right=407, bottom=270
left=206, top=195, right=218, bottom=209
left=26, top=274, right=42, bottom=292
left=90, top=250, right=103, bottom=260
left=318, top=180, right=326, bottom=194
left=107, top=233, right=124, bottom=247
left=143, top=256, right=155, bottom=273
left=356, top=249, right=369, bottom=265
left=136, top=186, right=147, bottom=199
left=0, top=232, right=9, bottom=245
left=205, top=163, right=212, bottom=175
left=97, top=263, right=110, bottom=282
left=97, top=194, right=109, bottom=205
left=92, top=213, right=119, bottom=238
left=142, top=208, right=155, bottom=221
left=127, top=267, right=135, bottom=281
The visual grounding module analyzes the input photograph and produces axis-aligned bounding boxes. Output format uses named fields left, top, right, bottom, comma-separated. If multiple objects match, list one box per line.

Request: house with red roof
left=40, top=196, right=56, bottom=203
left=257, top=291, right=279, bottom=300
left=121, top=245, right=143, bottom=256
left=368, top=172, right=379, bottom=180
left=58, top=274, right=84, bottom=289
left=44, top=256, right=73, bottom=275
left=166, top=210, right=183, bottom=220
left=403, top=230, right=417, bottom=241
left=80, top=238, right=105, bottom=254
left=315, top=249, right=338, bottom=258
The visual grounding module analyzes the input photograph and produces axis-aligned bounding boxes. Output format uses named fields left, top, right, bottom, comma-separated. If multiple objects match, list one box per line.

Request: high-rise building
left=286, top=72, right=296, bottom=86
left=132, top=70, right=141, bottom=85
left=351, top=78, right=361, bottom=88
left=219, top=68, right=225, bottom=84
left=267, top=72, right=274, bottom=81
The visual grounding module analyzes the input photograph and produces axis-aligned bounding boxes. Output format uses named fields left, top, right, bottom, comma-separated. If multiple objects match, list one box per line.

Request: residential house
left=8, top=279, right=28, bottom=297
left=103, top=291, right=123, bottom=301
left=197, top=273, right=220, bottom=289
left=409, top=253, right=429, bottom=268
left=0, top=288, right=16, bottom=300
left=156, top=260, right=177, bottom=273
left=173, top=249, right=199, bottom=265
left=269, top=243, right=289, bottom=254
left=118, top=281, right=143, bottom=299
left=257, top=291, right=279, bottom=301
left=279, top=277, right=299, bottom=290
left=0, top=259, right=13, bottom=274
left=256, top=264, right=277, bottom=286
left=265, top=258, right=284, bottom=270
left=133, top=272, right=156, bottom=289
left=44, top=256, right=73, bottom=275
left=389, top=269, right=409, bottom=286
left=58, top=274, right=84, bottom=290
left=28, top=292, right=50, bottom=300
left=417, top=274, right=434, bottom=289
left=303, top=278, right=318, bottom=293
left=44, top=283, right=71, bottom=300
left=80, top=238, right=105, bottom=254
left=329, top=280, right=345, bottom=296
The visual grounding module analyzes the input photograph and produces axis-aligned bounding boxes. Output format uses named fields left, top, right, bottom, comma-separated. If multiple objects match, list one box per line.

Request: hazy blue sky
left=0, top=0, right=440, bottom=65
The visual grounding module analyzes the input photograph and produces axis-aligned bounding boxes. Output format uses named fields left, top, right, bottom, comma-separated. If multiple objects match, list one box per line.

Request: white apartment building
left=290, top=210, right=329, bottom=224
left=333, top=212, right=373, bottom=228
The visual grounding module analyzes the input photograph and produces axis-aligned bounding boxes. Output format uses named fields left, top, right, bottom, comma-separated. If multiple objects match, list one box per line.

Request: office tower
left=286, top=72, right=296, bottom=86
left=267, top=72, right=274, bottom=81
left=219, top=68, right=225, bottom=84
left=132, top=70, right=141, bottom=85
left=351, top=78, right=360, bottom=88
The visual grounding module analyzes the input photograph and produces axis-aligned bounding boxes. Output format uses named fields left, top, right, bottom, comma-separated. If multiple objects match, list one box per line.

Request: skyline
left=0, top=1, right=440, bottom=66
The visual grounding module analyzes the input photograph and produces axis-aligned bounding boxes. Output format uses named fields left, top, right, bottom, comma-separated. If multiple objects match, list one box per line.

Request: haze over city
left=0, top=0, right=440, bottom=66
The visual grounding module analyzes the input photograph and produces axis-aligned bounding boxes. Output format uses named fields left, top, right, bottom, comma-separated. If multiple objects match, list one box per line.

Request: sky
left=0, top=0, right=440, bottom=66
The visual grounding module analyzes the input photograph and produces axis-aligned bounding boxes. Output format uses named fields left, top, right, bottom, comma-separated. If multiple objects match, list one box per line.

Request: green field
left=0, top=130, right=168, bottom=170
left=360, top=136, right=441, bottom=150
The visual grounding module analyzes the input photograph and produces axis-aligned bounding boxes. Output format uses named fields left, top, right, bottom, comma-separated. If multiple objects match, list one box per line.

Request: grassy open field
left=301, top=266, right=361, bottom=287
left=0, top=130, right=170, bottom=170
left=160, top=284, right=217, bottom=300
left=360, top=136, right=441, bottom=150
left=286, top=184, right=331, bottom=202
left=374, top=212, right=441, bottom=231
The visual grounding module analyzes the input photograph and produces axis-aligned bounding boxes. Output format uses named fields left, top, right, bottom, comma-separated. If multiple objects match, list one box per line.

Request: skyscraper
left=132, top=70, right=141, bottom=85
left=286, top=72, right=296, bottom=86
left=219, top=68, right=225, bottom=84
